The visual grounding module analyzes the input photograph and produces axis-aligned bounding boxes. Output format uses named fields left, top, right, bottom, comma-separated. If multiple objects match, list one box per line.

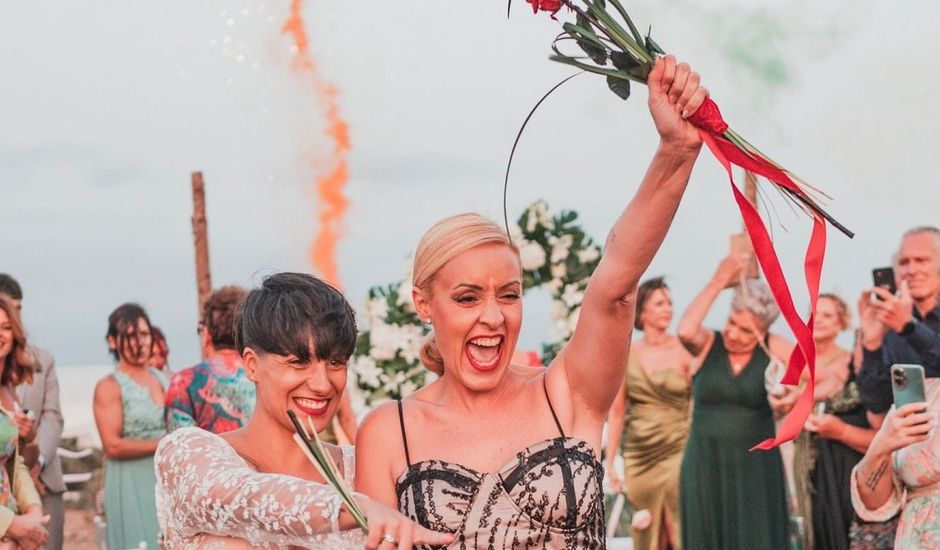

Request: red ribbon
left=690, top=98, right=827, bottom=450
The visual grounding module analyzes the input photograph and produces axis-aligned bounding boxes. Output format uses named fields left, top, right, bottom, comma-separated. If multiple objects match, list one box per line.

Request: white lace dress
left=155, top=427, right=366, bottom=549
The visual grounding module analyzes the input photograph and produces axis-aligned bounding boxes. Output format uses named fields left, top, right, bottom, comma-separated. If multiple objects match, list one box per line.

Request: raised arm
left=856, top=292, right=893, bottom=415
left=555, top=55, right=708, bottom=421
left=677, top=255, right=746, bottom=357
left=870, top=281, right=940, bottom=371
left=93, top=377, right=160, bottom=460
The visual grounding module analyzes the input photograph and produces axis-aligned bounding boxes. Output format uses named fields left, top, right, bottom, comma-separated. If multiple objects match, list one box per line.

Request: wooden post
left=191, top=172, right=212, bottom=320
left=743, top=170, right=758, bottom=208
left=730, top=170, right=760, bottom=278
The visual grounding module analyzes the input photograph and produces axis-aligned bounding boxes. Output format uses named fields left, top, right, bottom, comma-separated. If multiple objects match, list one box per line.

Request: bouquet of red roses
left=518, top=0, right=853, bottom=449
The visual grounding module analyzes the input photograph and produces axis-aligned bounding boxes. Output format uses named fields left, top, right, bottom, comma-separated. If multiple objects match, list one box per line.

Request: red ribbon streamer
left=690, top=98, right=827, bottom=450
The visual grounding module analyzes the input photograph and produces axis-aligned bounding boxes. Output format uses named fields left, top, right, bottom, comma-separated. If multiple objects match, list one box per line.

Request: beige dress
left=622, top=351, right=691, bottom=550
left=396, top=379, right=606, bottom=549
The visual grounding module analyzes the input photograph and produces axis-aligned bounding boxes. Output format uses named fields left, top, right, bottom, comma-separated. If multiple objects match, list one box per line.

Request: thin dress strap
left=397, top=400, right=412, bottom=466
left=542, top=376, right=566, bottom=438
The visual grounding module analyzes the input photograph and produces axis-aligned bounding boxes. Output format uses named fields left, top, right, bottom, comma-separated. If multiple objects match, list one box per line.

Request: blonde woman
left=357, top=55, right=709, bottom=549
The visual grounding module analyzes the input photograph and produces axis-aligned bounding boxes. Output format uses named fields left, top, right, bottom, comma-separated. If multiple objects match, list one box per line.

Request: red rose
left=526, top=0, right=563, bottom=14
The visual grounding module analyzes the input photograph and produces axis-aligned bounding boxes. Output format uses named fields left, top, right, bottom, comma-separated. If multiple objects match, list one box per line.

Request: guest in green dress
left=677, top=255, right=798, bottom=550
left=93, top=303, right=167, bottom=550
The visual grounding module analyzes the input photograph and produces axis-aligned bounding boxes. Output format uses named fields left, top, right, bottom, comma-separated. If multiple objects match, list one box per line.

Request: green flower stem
left=606, top=0, right=645, bottom=46
left=726, top=129, right=785, bottom=170
left=288, top=411, right=369, bottom=531
left=584, top=2, right=654, bottom=64
left=549, top=53, right=639, bottom=82
left=563, top=1, right=652, bottom=69
left=563, top=22, right=611, bottom=53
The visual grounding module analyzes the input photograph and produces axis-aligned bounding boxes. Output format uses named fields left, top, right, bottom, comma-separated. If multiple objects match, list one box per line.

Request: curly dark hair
left=105, top=303, right=152, bottom=362
left=202, top=286, right=248, bottom=351
left=0, top=296, right=34, bottom=387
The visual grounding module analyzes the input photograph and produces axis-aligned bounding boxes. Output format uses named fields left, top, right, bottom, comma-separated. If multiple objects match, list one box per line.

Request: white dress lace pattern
left=155, top=426, right=366, bottom=549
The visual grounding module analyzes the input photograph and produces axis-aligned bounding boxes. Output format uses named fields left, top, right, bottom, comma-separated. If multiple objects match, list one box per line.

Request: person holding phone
left=858, top=226, right=940, bottom=415
left=850, top=365, right=940, bottom=548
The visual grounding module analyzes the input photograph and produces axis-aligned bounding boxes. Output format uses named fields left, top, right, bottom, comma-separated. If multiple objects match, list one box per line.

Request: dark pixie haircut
left=202, top=285, right=248, bottom=350
left=106, top=303, right=151, bottom=361
left=235, top=272, right=357, bottom=362
left=0, top=274, right=23, bottom=301
left=634, top=276, right=669, bottom=331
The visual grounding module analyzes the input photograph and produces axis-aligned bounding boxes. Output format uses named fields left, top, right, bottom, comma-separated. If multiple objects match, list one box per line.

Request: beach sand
left=64, top=508, right=98, bottom=550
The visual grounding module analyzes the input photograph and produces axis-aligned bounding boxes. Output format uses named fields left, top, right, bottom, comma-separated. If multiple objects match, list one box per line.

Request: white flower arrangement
left=351, top=200, right=603, bottom=408
left=350, top=278, right=429, bottom=407
left=515, top=200, right=602, bottom=363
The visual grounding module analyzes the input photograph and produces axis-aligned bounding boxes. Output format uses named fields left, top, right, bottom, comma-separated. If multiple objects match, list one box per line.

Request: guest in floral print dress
left=851, top=378, right=940, bottom=548
left=165, top=286, right=255, bottom=434
left=93, top=303, right=167, bottom=550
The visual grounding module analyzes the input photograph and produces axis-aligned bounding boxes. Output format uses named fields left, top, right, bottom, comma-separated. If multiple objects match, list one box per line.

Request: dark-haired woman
left=0, top=297, right=47, bottom=550
left=605, top=277, right=692, bottom=549
left=93, top=303, right=167, bottom=550
left=155, top=273, right=452, bottom=549
left=149, top=325, right=170, bottom=372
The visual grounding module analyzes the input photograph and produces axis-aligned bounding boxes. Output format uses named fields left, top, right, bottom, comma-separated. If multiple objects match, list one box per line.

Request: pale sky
left=2, top=0, right=939, bottom=367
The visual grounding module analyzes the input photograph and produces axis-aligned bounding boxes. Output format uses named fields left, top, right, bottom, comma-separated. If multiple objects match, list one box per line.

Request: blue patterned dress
left=104, top=367, right=168, bottom=550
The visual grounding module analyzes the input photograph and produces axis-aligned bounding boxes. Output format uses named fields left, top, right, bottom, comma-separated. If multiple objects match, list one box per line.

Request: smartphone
left=872, top=266, right=897, bottom=296
left=892, top=364, right=926, bottom=408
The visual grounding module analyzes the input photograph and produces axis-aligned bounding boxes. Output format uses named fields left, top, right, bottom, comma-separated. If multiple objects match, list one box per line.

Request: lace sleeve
left=850, top=460, right=903, bottom=522
left=155, top=427, right=345, bottom=545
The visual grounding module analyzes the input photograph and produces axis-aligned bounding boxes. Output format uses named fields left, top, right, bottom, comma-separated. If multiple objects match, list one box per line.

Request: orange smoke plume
left=283, top=0, right=350, bottom=287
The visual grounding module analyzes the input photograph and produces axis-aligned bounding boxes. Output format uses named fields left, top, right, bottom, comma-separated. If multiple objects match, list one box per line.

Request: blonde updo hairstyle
left=413, top=213, right=520, bottom=375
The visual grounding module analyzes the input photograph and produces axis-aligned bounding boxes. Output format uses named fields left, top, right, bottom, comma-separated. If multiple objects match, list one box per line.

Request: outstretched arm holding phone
left=857, top=282, right=940, bottom=414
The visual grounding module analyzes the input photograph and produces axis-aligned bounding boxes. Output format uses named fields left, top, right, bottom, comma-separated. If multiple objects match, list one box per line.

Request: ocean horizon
left=59, top=364, right=117, bottom=448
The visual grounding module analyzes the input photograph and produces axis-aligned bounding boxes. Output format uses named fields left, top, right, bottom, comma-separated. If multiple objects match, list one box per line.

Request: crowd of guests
left=1, top=57, right=937, bottom=550
left=605, top=225, right=940, bottom=550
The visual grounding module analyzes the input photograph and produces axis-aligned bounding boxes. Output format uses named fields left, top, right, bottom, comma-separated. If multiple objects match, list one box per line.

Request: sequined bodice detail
left=396, top=437, right=605, bottom=549
left=393, top=383, right=606, bottom=549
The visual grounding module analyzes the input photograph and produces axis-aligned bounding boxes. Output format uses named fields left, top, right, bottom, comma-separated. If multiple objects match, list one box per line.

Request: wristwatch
left=900, top=319, right=917, bottom=336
